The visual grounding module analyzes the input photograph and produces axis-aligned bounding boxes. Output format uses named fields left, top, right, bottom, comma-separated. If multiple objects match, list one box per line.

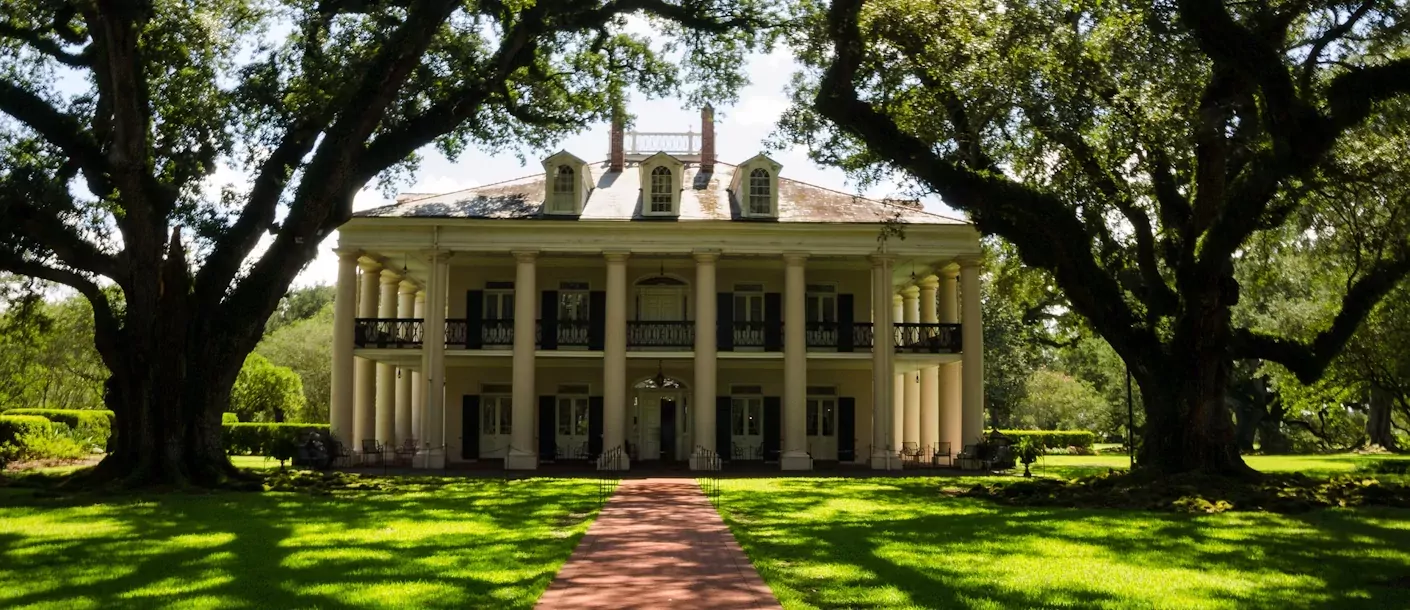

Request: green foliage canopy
left=230, top=353, right=305, bottom=423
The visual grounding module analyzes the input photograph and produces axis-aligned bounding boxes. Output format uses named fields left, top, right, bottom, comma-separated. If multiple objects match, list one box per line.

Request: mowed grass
left=0, top=476, right=602, bottom=609
left=718, top=477, right=1410, bottom=610
left=1030, top=452, right=1410, bottom=480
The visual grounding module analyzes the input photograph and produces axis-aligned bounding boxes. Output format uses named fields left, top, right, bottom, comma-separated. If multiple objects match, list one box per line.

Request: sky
left=290, top=45, right=957, bottom=288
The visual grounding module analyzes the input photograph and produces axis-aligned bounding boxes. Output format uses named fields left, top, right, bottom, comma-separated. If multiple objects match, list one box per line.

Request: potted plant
left=1015, top=436, right=1044, bottom=478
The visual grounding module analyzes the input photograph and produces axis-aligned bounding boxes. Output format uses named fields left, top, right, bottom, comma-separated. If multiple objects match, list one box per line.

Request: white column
left=692, top=251, right=721, bottom=470
left=601, top=251, right=631, bottom=470
left=902, top=285, right=921, bottom=451
left=960, top=258, right=985, bottom=446
left=892, top=293, right=905, bottom=458
left=375, top=270, right=400, bottom=445
left=781, top=253, right=812, bottom=470
left=417, top=253, right=449, bottom=468
left=329, top=250, right=358, bottom=445
left=411, top=290, right=425, bottom=443
left=940, top=267, right=962, bottom=452
left=869, top=255, right=899, bottom=469
left=918, top=275, right=940, bottom=458
left=506, top=250, right=539, bottom=470
left=354, top=260, right=380, bottom=449
left=394, top=280, right=416, bottom=446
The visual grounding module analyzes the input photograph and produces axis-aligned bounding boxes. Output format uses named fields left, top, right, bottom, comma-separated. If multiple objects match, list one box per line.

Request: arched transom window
left=550, top=164, right=575, bottom=213
left=748, top=168, right=771, bottom=215
left=649, top=166, right=674, bottom=213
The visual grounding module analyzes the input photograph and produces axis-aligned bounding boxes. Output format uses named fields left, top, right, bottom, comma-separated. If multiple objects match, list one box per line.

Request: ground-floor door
left=806, top=396, right=838, bottom=460
left=637, top=390, right=687, bottom=461
left=556, top=395, right=590, bottom=459
left=478, top=394, right=511, bottom=458
left=730, top=396, right=764, bottom=460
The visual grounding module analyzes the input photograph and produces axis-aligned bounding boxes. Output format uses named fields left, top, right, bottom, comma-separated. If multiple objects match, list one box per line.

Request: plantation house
left=328, top=107, right=985, bottom=470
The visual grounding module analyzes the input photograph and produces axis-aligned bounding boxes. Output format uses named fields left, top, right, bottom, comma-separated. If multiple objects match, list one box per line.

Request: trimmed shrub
left=222, top=412, right=239, bottom=424
left=6, top=408, right=113, bottom=444
left=999, top=429, right=1096, bottom=450
left=223, top=423, right=330, bottom=457
left=0, top=415, right=53, bottom=445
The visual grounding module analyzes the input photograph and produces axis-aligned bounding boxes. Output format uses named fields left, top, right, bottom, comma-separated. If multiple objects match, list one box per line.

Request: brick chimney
left=609, top=111, right=624, bottom=172
left=699, top=104, right=715, bottom=173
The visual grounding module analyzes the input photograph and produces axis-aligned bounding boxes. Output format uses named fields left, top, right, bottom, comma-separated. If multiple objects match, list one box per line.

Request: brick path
left=536, top=478, right=782, bottom=610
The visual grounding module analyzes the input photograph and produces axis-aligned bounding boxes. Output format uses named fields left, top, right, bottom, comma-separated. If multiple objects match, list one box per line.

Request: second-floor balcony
left=355, top=318, right=961, bottom=353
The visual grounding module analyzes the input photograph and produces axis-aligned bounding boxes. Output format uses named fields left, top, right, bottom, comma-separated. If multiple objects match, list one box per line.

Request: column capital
left=893, top=293, right=904, bottom=305
left=399, top=279, right=418, bottom=294
left=692, top=250, right=720, bottom=263
left=957, top=256, right=983, bottom=270
left=380, top=269, right=402, bottom=284
left=415, top=291, right=426, bottom=303
left=901, top=284, right=921, bottom=299
left=782, top=252, right=808, bottom=265
left=420, top=249, right=454, bottom=263
left=604, top=250, right=631, bottom=263
left=512, top=250, right=539, bottom=263
left=918, top=274, right=941, bottom=290
left=335, top=248, right=363, bottom=261
left=358, top=259, right=383, bottom=274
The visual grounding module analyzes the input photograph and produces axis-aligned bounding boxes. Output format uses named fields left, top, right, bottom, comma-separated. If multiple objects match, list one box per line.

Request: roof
left=355, top=161, right=967, bottom=225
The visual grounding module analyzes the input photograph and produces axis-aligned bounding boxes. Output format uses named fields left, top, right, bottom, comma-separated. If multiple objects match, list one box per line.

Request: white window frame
left=558, top=281, right=590, bottom=322
left=748, top=168, right=771, bottom=215
left=649, top=166, right=674, bottom=214
left=549, top=164, right=577, bottom=213
left=484, top=286, right=515, bottom=321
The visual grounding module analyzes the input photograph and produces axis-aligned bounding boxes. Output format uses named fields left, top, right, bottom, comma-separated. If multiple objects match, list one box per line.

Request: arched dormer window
left=649, top=166, right=673, bottom=213
left=731, top=153, right=782, bottom=219
left=550, top=165, right=575, bottom=213
left=748, top=168, right=771, bottom=215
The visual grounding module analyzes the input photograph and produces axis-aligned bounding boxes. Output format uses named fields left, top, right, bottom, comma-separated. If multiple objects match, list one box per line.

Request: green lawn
left=1030, top=452, right=1410, bottom=480
left=717, top=477, right=1410, bottom=610
left=0, top=476, right=601, bottom=609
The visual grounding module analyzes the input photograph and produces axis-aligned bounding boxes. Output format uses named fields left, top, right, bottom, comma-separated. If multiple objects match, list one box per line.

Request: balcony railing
left=732, top=320, right=767, bottom=348
left=894, top=322, right=962, bottom=353
left=356, top=317, right=960, bottom=353
left=354, top=318, right=424, bottom=348
left=627, top=321, right=694, bottom=348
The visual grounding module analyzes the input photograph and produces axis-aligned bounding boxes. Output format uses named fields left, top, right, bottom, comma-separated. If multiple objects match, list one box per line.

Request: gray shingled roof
left=356, top=161, right=966, bottom=225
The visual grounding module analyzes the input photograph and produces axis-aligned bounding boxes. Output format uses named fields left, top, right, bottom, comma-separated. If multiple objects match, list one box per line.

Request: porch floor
left=535, top=478, right=781, bottom=610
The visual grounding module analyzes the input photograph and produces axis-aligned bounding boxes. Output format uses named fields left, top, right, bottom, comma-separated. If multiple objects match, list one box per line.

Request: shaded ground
left=0, top=476, right=601, bottom=609
left=716, top=477, right=1410, bottom=609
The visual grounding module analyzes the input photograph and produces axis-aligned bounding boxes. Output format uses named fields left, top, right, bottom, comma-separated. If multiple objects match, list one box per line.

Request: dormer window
left=540, top=150, right=591, bottom=216
left=732, top=153, right=782, bottom=219
left=550, top=165, right=576, bottom=213
left=638, top=152, right=684, bottom=217
left=748, top=169, right=771, bottom=215
left=650, top=166, right=673, bottom=213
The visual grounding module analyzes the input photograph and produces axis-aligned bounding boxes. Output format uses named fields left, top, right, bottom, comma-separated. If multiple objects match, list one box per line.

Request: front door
left=659, top=398, right=677, bottom=460
left=479, top=395, right=512, bottom=458
left=556, top=395, right=590, bottom=459
left=731, top=396, right=763, bottom=459
left=807, top=397, right=838, bottom=460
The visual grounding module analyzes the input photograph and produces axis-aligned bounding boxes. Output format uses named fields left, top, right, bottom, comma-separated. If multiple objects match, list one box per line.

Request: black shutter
left=716, top=396, right=732, bottom=458
left=589, top=396, right=604, bottom=458
left=466, top=290, right=484, bottom=349
left=838, top=396, right=856, bottom=462
left=538, top=396, right=556, bottom=461
left=763, top=396, right=781, bottom=461
left=540, top=290, right=559, bottom=350
left=717, top=292, right=734, bottom=351
left=764, top=293, right=783, bottom=352
left=588, top=290, right=607, bottom=350
left=838, top=293, right=855, bottom=352
left=462, top=395, right=481, bottom=459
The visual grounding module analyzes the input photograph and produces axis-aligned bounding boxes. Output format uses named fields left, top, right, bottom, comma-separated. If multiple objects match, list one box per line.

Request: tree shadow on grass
left=0, top=477, right=601, bottom=609
left=718, top=478, right=1410, bottom=610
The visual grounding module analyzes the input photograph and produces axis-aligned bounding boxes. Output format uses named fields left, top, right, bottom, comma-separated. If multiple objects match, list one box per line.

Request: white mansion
left=327, top=107, right=985, bottom=470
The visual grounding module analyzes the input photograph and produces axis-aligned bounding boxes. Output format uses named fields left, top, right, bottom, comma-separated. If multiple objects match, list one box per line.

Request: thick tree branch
left=0, top=21, right=91, bottom=66
left=1232, top=250, right=1410, bottom=383
left=1297, top=0, right=1377, bottom=94
left=0, top=254, right=122, bottom=367
left=0, top=80, right=111, bottom=185
left=816, top=0, right=1165, bottom=371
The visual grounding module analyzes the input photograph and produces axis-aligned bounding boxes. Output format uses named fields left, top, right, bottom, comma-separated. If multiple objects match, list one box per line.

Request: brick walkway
left=536, top=478, right=781, bottom=610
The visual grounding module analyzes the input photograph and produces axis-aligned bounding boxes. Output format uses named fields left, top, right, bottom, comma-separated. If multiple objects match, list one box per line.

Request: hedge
left=222, top=413, right=239, bottom=424
left=0, top=415, right=54, bottom=445
left=998, top=430, right=1095, bottom=450
left=6, top=408, right=113, bottom=441
left=223, top=423, right=330, bottom=458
